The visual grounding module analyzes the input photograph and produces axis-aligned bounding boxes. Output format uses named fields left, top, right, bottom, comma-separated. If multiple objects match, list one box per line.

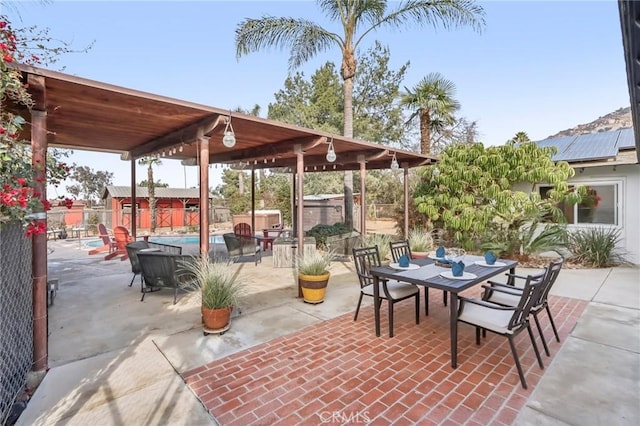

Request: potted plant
left=296, top=249, right=336, bottom=304
left=408, top=228, right=433, bottom=259
left=184, top=256, right=246, bottom=333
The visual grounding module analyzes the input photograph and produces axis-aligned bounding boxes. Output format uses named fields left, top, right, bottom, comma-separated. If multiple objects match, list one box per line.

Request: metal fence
left=367, top=204, right=398, bottom=220
left=47, top=206, right=231, bottom=236
left=0, top=222, right=33, bottom=424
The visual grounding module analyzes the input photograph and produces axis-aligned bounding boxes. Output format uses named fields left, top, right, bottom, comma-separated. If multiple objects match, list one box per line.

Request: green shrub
left=481, top=220, right=568, bottom=259
left=306, top=222, right=350, bottom=249
left=568, top=227, right=628, bottom=267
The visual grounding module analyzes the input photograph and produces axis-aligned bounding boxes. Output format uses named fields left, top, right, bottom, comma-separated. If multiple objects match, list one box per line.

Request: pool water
left=84, top=234, right=224, bottom=248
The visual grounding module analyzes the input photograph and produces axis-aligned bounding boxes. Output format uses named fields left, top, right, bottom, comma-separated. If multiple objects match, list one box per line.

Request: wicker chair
left=125, top=241, right=183, bottom=290
left=136, top=251, right=196, bottom=304
left=223, top=233, right=261, bottom=266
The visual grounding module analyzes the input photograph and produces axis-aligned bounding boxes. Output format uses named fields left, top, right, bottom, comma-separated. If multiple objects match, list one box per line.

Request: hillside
left=546, top=106, right=632, bottom=139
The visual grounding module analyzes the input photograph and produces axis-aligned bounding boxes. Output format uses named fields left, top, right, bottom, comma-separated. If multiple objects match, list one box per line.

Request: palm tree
left=138, top=157, right=162, bottom=233
left=235, top=0, right=485, bottom=228
left=400, top=72, right=460, bottom=155
left=510, top=131, right=531, bottom=144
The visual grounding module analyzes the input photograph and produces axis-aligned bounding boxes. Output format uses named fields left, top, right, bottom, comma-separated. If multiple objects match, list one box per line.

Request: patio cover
left=9, top=63, right=436, bottom=370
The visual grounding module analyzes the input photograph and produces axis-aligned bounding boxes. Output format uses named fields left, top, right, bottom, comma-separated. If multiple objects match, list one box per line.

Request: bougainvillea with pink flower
left=1, top=16, right=73, bottom=236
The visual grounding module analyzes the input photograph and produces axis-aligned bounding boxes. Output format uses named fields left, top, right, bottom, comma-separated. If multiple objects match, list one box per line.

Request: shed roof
left=103, top=186, right=203, bottom=200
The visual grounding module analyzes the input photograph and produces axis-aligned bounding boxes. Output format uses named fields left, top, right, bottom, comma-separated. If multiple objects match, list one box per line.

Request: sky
left=3, top=0, right=631, bottom=197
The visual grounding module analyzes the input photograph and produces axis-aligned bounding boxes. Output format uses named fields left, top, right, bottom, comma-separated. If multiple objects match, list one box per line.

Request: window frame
left=536, top=178, right=623, bottom=227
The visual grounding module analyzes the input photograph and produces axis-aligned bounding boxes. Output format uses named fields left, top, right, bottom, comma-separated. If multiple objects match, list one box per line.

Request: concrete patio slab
left=16, top=339, right=214, bottom=425
left=517, top=337, right=640, bottom=425
left=592, top=265, right=640, bottom=309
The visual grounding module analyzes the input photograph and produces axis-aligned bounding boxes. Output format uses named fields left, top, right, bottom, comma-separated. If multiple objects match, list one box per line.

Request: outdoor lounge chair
left=136, top=251, right=196, bottom=304
left=125, top=240, right=183, bottom=290
left=233, top=222, right=253, bottom=238
left=104, top=226, right=134, bottom=261
left=352, top=245, right=420, bottom=338
left=89, top=223, right=117, bottom=256
left=223, top=232, right=261, bottom=265
left=456, top=271, right=546, bottom=389
left=482, top=258, right=565, bottom=356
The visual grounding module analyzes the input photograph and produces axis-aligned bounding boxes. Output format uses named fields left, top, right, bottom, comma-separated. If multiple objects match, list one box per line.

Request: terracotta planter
left=411, top=252, right=428, bottom=259
left=298, top=272, right=330, bottom=304
left=201, top=305, right=233, bottom=330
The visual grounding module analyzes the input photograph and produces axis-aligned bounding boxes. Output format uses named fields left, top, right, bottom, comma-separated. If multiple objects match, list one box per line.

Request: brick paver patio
left=184, top=288, right=587, bottom=425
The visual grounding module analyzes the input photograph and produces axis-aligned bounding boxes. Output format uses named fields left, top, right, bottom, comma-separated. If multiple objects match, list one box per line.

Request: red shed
left=102, top=186, right=209, bottom=231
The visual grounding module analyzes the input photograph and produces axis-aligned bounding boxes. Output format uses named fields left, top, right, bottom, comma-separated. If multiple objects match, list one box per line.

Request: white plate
left=440, top=271, right=478, bottom=280
left=389, top=262, right=420, bottom=271
left=429, top=255, right=447, bottom=261
left=474, top=260, right=506, bottom=268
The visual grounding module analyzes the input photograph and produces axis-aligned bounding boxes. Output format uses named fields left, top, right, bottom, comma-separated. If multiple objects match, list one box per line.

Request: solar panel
left=615, top=128, right=636, bottom=149
left=554, top=132, right=618, bottom=162
left=535, top=136, right=577, bottom=159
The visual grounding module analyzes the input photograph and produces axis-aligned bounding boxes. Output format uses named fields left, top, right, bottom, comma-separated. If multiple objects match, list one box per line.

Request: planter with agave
left=296, top=250, right=336, bottom=304
left=184, top=256, right=246, bottom=334
left=408, top=229, right=433, bottom=259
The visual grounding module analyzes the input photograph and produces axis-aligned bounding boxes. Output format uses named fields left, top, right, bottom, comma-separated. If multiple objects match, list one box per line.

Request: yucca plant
left=183, top=256, right=246, bottom=309
left=568, top=227, right=628, bottom=268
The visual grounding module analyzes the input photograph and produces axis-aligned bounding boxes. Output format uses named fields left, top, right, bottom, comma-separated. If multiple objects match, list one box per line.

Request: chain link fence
left=0, top=222, right=33, bottom=425
left=367, top=204, right=399, bottom=220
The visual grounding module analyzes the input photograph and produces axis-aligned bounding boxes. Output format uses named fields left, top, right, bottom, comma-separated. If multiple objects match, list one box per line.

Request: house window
left=538, top=182, right=619, bottom=226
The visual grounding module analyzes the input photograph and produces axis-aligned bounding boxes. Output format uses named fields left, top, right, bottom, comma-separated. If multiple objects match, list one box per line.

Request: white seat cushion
left=362, top=281, right=419, bottom=299
left=458, top=301, right=515, bottom=335
left=485, top=291, right=520, bottom=307
left=486, top=287, right=544, bottom=311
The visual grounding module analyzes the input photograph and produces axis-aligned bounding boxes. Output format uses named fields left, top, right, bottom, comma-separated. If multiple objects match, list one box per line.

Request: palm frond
left=235, top=16, right=340, bottom=71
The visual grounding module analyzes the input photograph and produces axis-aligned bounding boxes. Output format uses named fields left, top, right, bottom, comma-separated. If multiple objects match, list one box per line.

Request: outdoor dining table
left=369, top=255, right=517, bottom=368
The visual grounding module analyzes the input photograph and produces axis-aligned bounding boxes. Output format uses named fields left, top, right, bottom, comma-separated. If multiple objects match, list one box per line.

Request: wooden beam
left=208, top=136, right=326, bottom=163
left=27, top=74, right=46, bottom=111
left=129, top=114, right=222, bottom=158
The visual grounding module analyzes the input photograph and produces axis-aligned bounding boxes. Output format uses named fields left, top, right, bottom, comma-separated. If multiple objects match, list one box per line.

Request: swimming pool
left=84, top=234, right=224, bottom=248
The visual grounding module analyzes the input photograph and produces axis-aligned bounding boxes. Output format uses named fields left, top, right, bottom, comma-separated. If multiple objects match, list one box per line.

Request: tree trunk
left=148, top=164, right=157, bottom=233
left=342, top=58, right=356, bottom=230
left=419, top=108, right=431, bottom=155
left=239, top=172, right=245, bottom=195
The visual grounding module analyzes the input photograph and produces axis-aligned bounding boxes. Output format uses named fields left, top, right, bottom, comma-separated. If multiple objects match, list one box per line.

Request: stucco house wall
left=532, top=128, right=639, bottom=264
left=566, top=164, right=639, bottom=264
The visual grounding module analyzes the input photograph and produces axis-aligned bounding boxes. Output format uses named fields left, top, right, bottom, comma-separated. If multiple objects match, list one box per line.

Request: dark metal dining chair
left=482, top=258, right=565, bottom=356
left=352, top=245, right=420, bottom=338
left=456, top=271, right=546, bottom=389
left=389, top=239, right=447, bottom=315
